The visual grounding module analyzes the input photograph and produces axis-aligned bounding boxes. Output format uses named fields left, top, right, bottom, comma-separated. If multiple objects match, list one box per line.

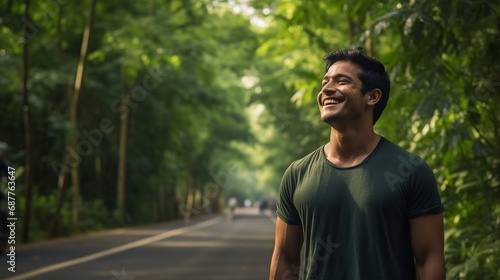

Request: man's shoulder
left=285, top=145, right=324, bottom=176
left=379, top=137, right=420, bottom=158
left=292, top=145, right=324, bottom=166
left=378, top=137, right=433, bottom=174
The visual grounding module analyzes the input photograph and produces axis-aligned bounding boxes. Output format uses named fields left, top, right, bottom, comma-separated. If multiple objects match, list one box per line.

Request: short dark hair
left=323, top=47, right=390, bottom=124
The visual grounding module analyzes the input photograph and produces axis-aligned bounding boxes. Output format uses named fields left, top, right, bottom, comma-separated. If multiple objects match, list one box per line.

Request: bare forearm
left=270, top=255, right=300, bottom=280
left=271, top=219, right=303, bottom=280
left=410, top=214, right=445, bottom=280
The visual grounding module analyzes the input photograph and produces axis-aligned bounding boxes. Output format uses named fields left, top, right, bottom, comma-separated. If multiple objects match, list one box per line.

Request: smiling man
left=269, top=48, right=445, bottom=280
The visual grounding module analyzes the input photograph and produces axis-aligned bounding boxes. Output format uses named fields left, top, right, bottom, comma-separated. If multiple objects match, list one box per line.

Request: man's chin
left=321, top=114, right=349, bottom=127
left=320, top=114, right=337, bottom=124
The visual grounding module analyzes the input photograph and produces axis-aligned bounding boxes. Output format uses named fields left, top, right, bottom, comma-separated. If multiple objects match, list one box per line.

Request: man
left=269, top=48, right=445, bottom=280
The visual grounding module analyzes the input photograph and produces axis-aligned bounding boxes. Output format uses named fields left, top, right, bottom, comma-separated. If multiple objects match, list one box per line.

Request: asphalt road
left=0, top=208, right=276, bottom=280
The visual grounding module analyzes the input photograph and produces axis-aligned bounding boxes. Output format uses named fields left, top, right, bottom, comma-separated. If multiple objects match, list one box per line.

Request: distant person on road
left=269, top=48, right=445, bottom=280
left=259, top=199, right=267, bottom=214
left=228, top=197, right=237, bottom=221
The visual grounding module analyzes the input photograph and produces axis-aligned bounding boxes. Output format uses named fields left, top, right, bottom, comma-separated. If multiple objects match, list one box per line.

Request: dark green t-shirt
left=276, top=137, right=444, bottom=280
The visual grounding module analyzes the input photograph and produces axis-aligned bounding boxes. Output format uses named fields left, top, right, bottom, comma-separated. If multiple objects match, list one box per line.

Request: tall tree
left=21, top=0, right=33, bottom=243
left=54, top=0, right=97, bottom=231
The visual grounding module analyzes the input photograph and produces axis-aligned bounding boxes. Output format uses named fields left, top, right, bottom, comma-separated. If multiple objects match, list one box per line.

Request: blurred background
left=0, top=0, right=498, bottom=279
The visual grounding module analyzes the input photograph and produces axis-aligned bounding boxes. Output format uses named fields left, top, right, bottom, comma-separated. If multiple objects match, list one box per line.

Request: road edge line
left=4, top=217, right=222, bottom=280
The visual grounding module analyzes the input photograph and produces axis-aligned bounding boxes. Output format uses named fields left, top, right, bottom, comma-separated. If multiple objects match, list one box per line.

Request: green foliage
left=1, top=1, right=498, bottom=277
left=247, top=0, right=500, bottom=278
left=0, top=0, right=260, bottom=239
left=79, top=199, right=116, bottom=232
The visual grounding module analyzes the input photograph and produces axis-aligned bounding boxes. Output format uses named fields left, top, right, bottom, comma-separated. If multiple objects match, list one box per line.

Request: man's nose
left=321, top=81, right=336, bottom=95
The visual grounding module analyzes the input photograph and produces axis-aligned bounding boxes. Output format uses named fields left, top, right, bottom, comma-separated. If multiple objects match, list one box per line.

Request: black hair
left=323, top=47, right=390, bottom=124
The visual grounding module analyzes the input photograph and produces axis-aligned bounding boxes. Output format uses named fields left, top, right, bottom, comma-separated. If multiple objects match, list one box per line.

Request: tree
left=247, top=0, right=499, bottom=277
left=21, top=0, right=33, bottom=243
left=1, top=0, right=261, bottom=240
left=52, top=0, right=97, bottom=233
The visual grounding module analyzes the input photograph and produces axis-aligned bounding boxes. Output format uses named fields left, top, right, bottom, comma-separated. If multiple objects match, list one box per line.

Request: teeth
left=324, top=99, right=339, bottom=105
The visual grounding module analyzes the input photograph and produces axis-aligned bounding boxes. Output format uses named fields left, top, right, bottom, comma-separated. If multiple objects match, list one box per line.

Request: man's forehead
left=325, top=60, right=362, bottom=76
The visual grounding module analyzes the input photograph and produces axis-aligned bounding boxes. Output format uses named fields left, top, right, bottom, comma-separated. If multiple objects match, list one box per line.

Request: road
left=0, top=208, right=276, bottom=280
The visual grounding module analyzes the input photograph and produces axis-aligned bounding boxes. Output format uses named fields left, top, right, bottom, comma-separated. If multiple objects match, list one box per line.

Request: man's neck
left=324, top=125, right=381, bottom=167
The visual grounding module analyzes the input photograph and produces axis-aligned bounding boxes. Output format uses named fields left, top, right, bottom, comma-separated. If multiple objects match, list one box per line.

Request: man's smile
left=321, top=96, right=345, bottom=107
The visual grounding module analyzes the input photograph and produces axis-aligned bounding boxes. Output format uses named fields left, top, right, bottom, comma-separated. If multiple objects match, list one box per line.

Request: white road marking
left=5, top=217, right=222, bottom=280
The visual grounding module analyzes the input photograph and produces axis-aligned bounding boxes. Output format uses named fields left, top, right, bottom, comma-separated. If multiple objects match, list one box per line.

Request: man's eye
left=338, top=80, right=349, bottom=84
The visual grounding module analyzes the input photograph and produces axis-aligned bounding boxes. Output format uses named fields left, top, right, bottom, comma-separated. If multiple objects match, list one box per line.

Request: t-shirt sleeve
left=276, top=163, right=302, bottom=225
left=407, top=158, right=444, bottom=219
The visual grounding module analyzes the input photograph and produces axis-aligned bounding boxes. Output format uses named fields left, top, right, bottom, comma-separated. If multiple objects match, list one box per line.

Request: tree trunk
left=95, top=143, right=102, bottom=199
left=364, top=10, right=374, bottom=57
left=117, top=93, right=130, bottom=225
left=64, top=0, right=97, bottom=231
left=170, top=182, right=178, bottom=220
left=56, top=3, right=64, bottom=51
left=49, top=154, right=67, bottom=238
left=48, top=7, right=66, bottom=236
left=157, top=183, right=163, bottom=221
left=165, top=176, right=177, bottom=220
left=21, top=0, right=33, bottom=243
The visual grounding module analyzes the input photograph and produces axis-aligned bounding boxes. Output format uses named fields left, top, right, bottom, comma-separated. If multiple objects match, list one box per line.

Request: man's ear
left=366, top=89, right=382, bottom=106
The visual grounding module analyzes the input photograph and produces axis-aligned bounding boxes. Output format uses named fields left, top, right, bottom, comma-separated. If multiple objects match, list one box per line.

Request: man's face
left=317, top=61, right=366, bottom=124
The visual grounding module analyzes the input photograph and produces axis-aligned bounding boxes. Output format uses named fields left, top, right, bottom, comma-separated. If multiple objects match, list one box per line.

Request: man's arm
left=269, top=217, right=303, bottom=280
left=410, top=213, right=446, bottom=280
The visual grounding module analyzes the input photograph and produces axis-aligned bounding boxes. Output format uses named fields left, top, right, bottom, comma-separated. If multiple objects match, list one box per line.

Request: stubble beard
left=320, top=110, right=339, bottom=125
